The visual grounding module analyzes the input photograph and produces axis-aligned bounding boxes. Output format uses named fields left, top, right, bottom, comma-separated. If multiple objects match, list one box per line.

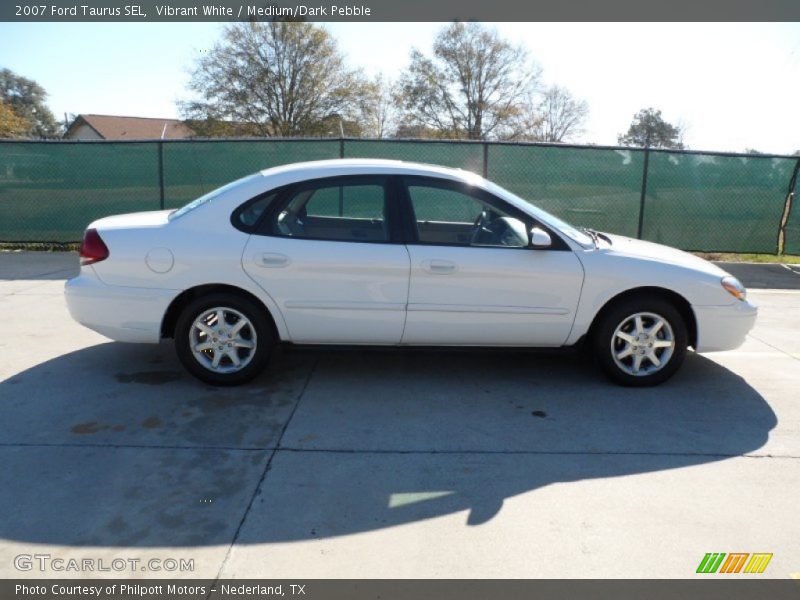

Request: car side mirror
left=530, top=226, right=552, bottom=248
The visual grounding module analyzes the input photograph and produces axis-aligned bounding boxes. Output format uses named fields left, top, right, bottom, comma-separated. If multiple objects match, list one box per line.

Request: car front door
left=242, top=175, right=410, bottom=344
left=400, top=177, right=584, bottom=346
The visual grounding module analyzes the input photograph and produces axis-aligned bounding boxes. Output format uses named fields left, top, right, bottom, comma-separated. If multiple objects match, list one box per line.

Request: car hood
left=89, top=210, right=173, bottom=231
left=601, top=233, right=729, bottom=278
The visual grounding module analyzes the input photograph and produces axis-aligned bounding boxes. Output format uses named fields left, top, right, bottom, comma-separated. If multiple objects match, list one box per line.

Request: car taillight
left=79, top=228, right=109, bottom=266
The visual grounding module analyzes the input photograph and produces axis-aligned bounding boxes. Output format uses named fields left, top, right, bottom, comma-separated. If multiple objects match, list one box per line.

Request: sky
left=0, top=22, right=798, bottom=153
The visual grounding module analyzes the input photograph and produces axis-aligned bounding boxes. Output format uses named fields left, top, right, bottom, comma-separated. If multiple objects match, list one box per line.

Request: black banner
left=3, top=0, right=800, bottom=22
left=4, top=580, right=800, bottom=600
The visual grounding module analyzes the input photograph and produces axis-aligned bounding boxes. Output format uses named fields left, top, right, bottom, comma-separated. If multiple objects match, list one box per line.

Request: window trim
left=230, top=188, right=285, bottom=234
left=252, top=175, right=405, bottom=245
left=398, top=176, right=571, bottom=251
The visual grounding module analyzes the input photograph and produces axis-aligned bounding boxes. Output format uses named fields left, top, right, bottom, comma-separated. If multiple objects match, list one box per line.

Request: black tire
left=592, top=295, right=688, bottom=387
left=175, top=293, right=274, bottom=386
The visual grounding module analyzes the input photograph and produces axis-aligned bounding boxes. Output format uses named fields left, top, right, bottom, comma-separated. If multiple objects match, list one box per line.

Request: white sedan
left=65, top=159, right=756, bottom=386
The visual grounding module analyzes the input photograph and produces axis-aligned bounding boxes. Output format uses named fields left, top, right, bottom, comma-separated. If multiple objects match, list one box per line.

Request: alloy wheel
left=189, top=306, right=257, bottom=374
left=610, top=311, right=675, bottom=377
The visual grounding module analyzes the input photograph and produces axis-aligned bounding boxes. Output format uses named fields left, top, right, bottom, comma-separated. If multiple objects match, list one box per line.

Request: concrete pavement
left=0, top=251, right=798, bottom=579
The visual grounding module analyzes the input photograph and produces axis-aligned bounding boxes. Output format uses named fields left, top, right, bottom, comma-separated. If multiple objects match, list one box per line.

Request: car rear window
left=169, top=174, right=261, bottom=221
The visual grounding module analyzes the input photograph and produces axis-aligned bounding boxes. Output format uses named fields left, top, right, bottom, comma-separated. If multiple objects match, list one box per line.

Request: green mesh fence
left=344, top=139, right=484, bottom=173
left=488, top=145, right=645, bottom=238
left=0, top=138, right=798, bottom=250
left=642, top=151, right=796, bottom=253
left=163, top=139, right=340, bottom=208
left=0, top=142, right=160, bottom=242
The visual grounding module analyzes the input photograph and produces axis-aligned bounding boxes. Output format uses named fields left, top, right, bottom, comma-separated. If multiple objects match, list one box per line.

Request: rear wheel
left=593, top=296, right=688, bottom=386
left=175, top=293, right=273, bottom=386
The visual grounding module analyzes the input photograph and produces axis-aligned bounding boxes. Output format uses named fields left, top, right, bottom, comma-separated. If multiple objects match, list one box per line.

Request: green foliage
left=0, top=100, right=27, bottom=138
left=182, top=118, right=263, bottom=138
left=0, top=69, right=58, bottom=138
left=617, top=108, right=684, bottom=149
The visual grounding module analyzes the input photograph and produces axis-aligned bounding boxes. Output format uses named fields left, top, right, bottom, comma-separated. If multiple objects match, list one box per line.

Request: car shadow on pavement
left=0, top=342, right=777, bottom=547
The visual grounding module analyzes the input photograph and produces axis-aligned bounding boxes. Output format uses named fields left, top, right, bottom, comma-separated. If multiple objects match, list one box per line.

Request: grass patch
left=694, top=252, right=800, bottom=264
left=0, top=241, right=79, bottom=252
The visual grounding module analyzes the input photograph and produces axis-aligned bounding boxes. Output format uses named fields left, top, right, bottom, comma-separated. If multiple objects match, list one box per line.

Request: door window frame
left=398, top=175, right=571, bottom=251
left=248, top=174, right=406, bottom=244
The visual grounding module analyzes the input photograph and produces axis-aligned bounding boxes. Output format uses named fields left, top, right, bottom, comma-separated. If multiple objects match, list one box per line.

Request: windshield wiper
left=582, top=227, right=600, bottom=248
left=581, top=227, right=613, bottom=248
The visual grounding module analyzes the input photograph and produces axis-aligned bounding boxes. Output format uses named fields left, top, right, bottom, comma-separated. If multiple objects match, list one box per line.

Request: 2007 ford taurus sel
left=65, top=159, right=756, bottom=386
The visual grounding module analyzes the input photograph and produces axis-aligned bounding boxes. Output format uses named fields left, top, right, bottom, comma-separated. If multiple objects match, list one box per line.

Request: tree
left=399, top=22, right=539, bottom=140
left=0, top=68, right=58, bottom=138
left=0, top=100, right=27, bottom=138
left=182, top=118, right=262, bottom=138
left=617, top=108, right=684, bottom=149
left=530, top=85, right=589, bottom=143
left=359, top=75, right=400, bottom=138
left=181, top=22, right=372, bottom=137
left=393, top=121, right=454, bottom=139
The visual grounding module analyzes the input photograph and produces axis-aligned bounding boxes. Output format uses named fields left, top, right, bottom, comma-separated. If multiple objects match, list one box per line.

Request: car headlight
left=721, top=276, right=747, bottom=301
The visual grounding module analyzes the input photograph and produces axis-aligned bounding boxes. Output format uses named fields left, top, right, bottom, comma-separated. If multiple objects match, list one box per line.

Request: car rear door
left=242, top=175, right=410, bottom=344
left=399, top=177, right=584, bottom=346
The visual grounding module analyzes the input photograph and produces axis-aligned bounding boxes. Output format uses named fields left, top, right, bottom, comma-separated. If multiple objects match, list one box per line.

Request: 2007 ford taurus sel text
left=65, top=159, right=756, bottom=386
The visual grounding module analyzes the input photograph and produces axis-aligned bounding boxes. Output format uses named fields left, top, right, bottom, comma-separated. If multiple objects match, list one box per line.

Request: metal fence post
left=776, top=157, right=800, bottom=254
left=482, top=142, right=489, bottom=178
left=157, top=141, right=165, bottom=210
left=636, top=147, right=650, bottom=240
left=339, top=137, right=345, bottom=159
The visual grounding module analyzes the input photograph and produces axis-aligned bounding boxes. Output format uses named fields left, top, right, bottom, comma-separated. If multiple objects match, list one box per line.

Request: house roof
left=65, top=114, right=195, bottom=140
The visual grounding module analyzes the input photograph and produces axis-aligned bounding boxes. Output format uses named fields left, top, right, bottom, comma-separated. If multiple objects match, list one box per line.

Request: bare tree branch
left=398, top=23, right=540, bottom=140
left=180, top=22, right=372, bottom=137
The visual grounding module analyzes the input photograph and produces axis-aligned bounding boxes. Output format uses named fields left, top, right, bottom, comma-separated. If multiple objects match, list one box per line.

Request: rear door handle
left=257, top=253, right=290, bottom=268
left=423, top=259, right=457, bottom=274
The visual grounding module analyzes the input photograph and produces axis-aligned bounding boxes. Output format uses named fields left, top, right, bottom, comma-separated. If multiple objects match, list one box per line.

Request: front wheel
left=592, top=296, right=688, bottom=387
left=175, top=293, right=273, bottom=386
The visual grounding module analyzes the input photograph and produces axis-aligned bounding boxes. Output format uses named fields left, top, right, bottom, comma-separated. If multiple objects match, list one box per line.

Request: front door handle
left=257, top=253, right=290, bottom=268
left=423, top=259, right=457, bottom=274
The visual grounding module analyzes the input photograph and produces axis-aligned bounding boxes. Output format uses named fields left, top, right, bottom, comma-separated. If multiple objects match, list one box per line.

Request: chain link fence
left=1, top=137, right=798, bottom=253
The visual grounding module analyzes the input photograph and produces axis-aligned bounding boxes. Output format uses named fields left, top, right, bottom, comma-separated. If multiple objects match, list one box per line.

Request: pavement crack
left=276, top=447, right=800, bottom=459
left=747, top=332, right=800, bottom=362
left=0, top=442, right=270, bottom=451
left=3, top=441, right=794, bottom=460
left=208, top=357, right=319, bottom=591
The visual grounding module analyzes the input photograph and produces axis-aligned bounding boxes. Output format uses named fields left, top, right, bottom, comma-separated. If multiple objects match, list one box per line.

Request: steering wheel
left=470, top=209, right=494, bottom=245
left=276, top=210, right=305, bottom=236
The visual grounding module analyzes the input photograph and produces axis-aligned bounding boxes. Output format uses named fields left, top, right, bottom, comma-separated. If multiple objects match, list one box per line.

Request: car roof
left=258, top=158, right=483, bottom=184
left=181, top=157, right=571, bottom=242
left=253, top=158, right=546, bottom=221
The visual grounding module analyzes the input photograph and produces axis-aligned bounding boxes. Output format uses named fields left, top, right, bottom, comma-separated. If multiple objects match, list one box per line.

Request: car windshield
left=482, top=180, right=595, bottom=248
left=169, top=174, right=261, bottom=221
